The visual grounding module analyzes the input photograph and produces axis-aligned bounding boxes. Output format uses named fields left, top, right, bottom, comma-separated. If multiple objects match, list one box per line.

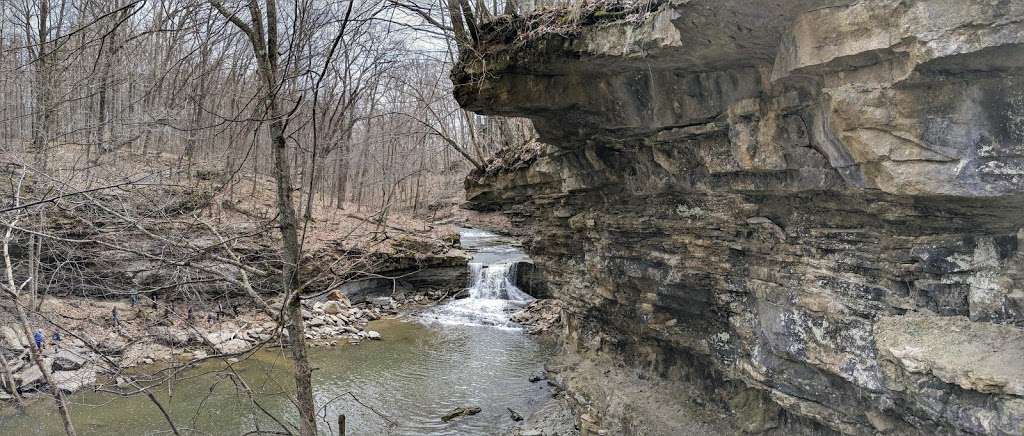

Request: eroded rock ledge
left=454, top=0, right=1024, bottom=434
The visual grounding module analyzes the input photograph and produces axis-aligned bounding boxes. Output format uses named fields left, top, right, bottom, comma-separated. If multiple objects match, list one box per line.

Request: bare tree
left=0, top=0, right=535, bottom=430
left=209, top=1, right=320, bottom=433
left=1, top=171, right=77, bottom=436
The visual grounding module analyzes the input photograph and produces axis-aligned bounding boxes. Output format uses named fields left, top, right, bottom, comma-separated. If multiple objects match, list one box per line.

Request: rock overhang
left=452, top=1, right=1024, bottom=433
left=454, top=0, right=1024, bottom=198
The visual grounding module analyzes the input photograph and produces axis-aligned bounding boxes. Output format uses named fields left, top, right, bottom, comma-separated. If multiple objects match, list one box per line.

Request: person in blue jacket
left=33, top=329, right=44, bottom=351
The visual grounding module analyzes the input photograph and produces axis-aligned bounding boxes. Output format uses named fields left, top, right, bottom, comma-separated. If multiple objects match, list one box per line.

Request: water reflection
left=0, top=319, right=555, bottom=435
left=2, top=229, right=553, bottom=435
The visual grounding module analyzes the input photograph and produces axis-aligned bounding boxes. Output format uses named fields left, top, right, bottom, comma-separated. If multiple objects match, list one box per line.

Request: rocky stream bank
left=0, top=213, right=478, bottom=408
left=0, top=287, right=464, bottom=403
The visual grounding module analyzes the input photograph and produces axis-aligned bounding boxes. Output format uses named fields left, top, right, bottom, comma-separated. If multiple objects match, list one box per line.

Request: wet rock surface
left=507, top=394, right=578, bottom=436
left=454, top=0, right=1024, bottom=434
left=442, top=406, right=483, bottom=422
left=511, top=299, right=562, bottom=335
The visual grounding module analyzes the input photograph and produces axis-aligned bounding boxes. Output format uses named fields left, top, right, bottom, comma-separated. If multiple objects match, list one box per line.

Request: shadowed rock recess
left=453, top=0, right=1024, bottom=434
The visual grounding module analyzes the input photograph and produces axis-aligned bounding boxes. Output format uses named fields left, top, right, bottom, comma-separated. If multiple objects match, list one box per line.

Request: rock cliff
left=454, top=0, right=1024, bottom=434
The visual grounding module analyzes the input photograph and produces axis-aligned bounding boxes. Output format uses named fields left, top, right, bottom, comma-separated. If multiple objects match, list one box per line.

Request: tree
left=1, top=171, right=77, bottom=436
left=209, top=0, right=318, bottom=433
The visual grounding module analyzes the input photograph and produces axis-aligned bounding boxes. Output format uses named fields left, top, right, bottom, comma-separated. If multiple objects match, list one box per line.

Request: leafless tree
left=0, top=0, right=536, bottom=433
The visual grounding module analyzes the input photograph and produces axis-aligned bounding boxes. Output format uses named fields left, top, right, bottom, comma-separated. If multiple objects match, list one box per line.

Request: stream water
left=0, top=229, right=554, bottom=435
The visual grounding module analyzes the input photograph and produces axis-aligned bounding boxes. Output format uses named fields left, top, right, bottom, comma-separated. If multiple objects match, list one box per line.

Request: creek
left=1, top=229, right=554, bottom=435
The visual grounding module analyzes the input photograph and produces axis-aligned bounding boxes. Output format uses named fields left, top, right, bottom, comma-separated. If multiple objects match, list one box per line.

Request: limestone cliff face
left=454, top=0, right=1024, bottom=434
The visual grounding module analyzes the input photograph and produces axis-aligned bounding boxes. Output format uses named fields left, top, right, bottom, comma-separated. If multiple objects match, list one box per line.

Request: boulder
left=326, top=290, right=352, bottom=307
left=441, top=406, right=481, bottom=422
left=268, top=300, right=284, bottom=312
left=215, top=339, right=250, bottom=355
left=96, top=336, right=127, bottom=355
left=246, top=330, right=272, bottom=342
left=206, top=331, right=234, bottom=345
left=14, top=365, right=43, bottom=391
left=150, top=326, right=191, bottom=347
left=366, top=330, right=382, bottom=340
left=307, top=317, right=326, bottom=328
left=145, top=346, right=173, bottom=363
left=4, top=356, right=28, bottom=374
left=0, top=325, right=26, bottom=350
left=321, top=300, right=347, bottom=315
left=51, top=350, right=87, bottom=371
left=52, top=368, right=96, bottom=393
left=369, top=297, right=395, bottom=309
left=508, top=407, right=524, bottom=422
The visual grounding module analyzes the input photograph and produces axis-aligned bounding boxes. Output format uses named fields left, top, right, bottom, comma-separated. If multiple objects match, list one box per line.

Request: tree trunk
left=0, top=350, right=22, bottom=407
left=3, top=222, right=75, bottom=435
left=32, top=0, right=54, bottom=168
left=271, top=113, right=317, bottom=436
left=265, top=47, right=318, bottom=436
left=261, top=52, right=318, bottom=436
left=15, top=307, right=77, bottom=436
left=210, top=0, right=319, bottom=433
left=447, top=0, right=469, bottom=48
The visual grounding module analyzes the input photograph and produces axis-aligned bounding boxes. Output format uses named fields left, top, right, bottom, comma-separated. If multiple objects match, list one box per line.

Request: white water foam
left=421, top=234, right=535, bottom=329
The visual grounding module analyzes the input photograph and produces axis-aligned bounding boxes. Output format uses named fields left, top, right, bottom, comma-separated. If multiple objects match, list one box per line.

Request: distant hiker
left=33, top=329, right=44, bottom=351
left=51, top=331, right=62, bottom=350
left=130, top=293, right=139, bottom=307
left=112, top=306, right=120, bottom=328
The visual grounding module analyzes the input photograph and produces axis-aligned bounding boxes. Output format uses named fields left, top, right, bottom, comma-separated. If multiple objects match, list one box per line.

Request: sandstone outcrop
left=454, top=0, right=1024, bottom=434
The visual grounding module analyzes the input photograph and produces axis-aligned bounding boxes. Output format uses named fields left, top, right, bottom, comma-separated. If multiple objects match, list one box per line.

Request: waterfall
left=421, top=229, right=535, bottom=329
left=467, top=262, right=533, bottom=302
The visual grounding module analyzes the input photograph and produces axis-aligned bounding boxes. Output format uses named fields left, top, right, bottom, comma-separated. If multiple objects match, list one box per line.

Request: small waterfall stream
left=421, top=229, right=535, bottom=329
left=467, top=262, right=534, bottom=301
left=4, top=228, right=554, bottom=436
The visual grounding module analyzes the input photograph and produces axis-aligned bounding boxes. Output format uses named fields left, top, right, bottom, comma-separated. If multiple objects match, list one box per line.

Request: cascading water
left=467, top=262, right=534, bottom=301
left=421, top=229, right=535, bottom=329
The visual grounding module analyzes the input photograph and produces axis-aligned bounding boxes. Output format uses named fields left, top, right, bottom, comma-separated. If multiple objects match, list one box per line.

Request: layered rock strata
left=454, top=0, right=1024, bottom=434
